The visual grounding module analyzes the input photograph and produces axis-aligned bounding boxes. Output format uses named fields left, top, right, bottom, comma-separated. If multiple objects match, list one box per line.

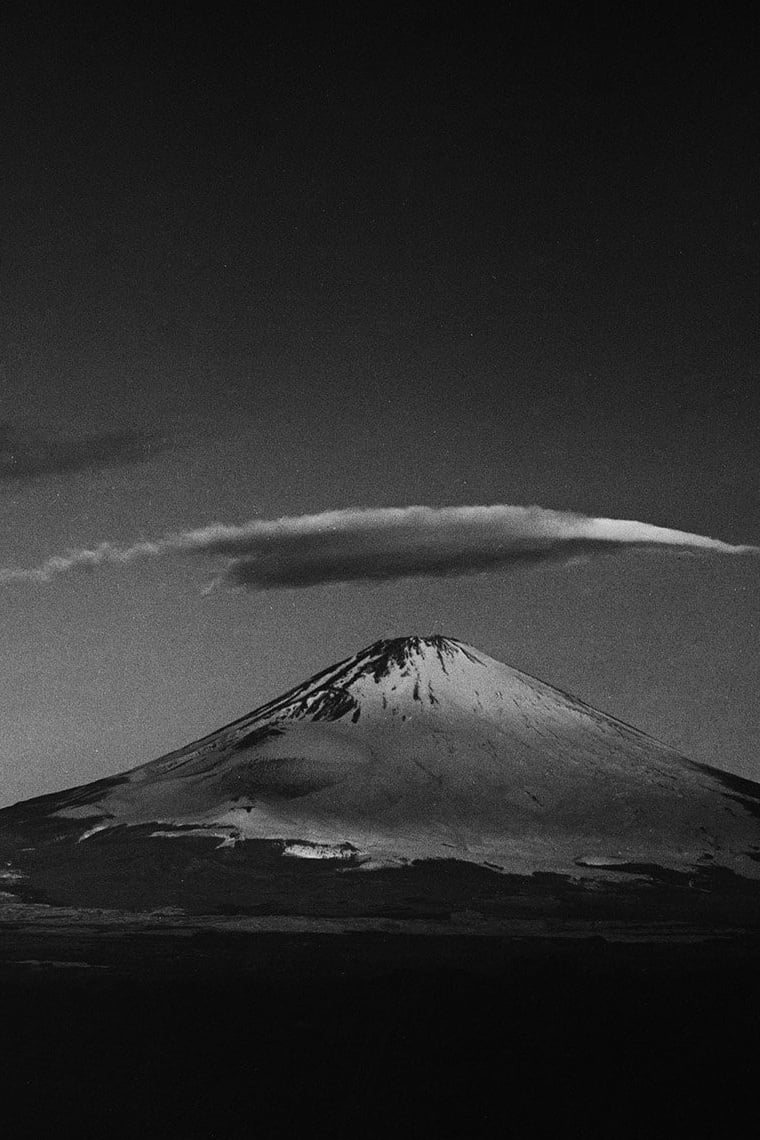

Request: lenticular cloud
left=200, top=505, right=759, bottom=589
left=2, top=504, right=755, bottom=590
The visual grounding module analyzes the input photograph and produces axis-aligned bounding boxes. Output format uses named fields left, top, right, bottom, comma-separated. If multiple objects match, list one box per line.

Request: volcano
left=2, top=635, right=760, bottom=922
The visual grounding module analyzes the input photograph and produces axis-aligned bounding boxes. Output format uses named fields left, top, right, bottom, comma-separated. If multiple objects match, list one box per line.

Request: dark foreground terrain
left=3, top=820, right=760, bottom=1136
left=2, top=914, right=759, bottom=1138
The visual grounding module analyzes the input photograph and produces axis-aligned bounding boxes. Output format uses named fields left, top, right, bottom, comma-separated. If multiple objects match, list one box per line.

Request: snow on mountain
left=10, top=634, right=760, bottom=880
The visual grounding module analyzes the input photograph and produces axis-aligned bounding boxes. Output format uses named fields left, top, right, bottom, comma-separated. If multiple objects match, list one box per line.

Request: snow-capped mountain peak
left=271, top=634, right=491, bottom=720
left=157, top=635, right=492, bottom=750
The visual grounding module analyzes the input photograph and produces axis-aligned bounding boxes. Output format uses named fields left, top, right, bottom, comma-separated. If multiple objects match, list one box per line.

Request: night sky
left=0, top=5, right=757, bottom=805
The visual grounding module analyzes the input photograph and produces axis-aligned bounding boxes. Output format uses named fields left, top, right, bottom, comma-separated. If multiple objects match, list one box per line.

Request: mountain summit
left=4, top=635, right=760, bottom=890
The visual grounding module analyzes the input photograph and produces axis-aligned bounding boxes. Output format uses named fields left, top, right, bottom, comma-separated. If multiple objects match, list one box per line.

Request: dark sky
left=0, top=5, right=757, bottom=803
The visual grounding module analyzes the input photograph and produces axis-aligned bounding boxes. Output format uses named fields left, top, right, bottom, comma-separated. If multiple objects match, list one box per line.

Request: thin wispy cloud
left=1, top=505, right=757, bottom=589
left=0, top=421, right=170, bottom=482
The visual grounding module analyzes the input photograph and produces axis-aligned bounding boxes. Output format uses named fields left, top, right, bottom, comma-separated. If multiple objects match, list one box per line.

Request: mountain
left=2, top=634, right=760, bottom=920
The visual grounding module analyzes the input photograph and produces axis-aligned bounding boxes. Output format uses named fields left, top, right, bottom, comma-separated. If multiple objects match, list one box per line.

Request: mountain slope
left=4, top=635, right=760, bottom=887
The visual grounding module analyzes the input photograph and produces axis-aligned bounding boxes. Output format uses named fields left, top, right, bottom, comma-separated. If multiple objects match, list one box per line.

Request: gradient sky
left=0, top=6, right=757, bottom=805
